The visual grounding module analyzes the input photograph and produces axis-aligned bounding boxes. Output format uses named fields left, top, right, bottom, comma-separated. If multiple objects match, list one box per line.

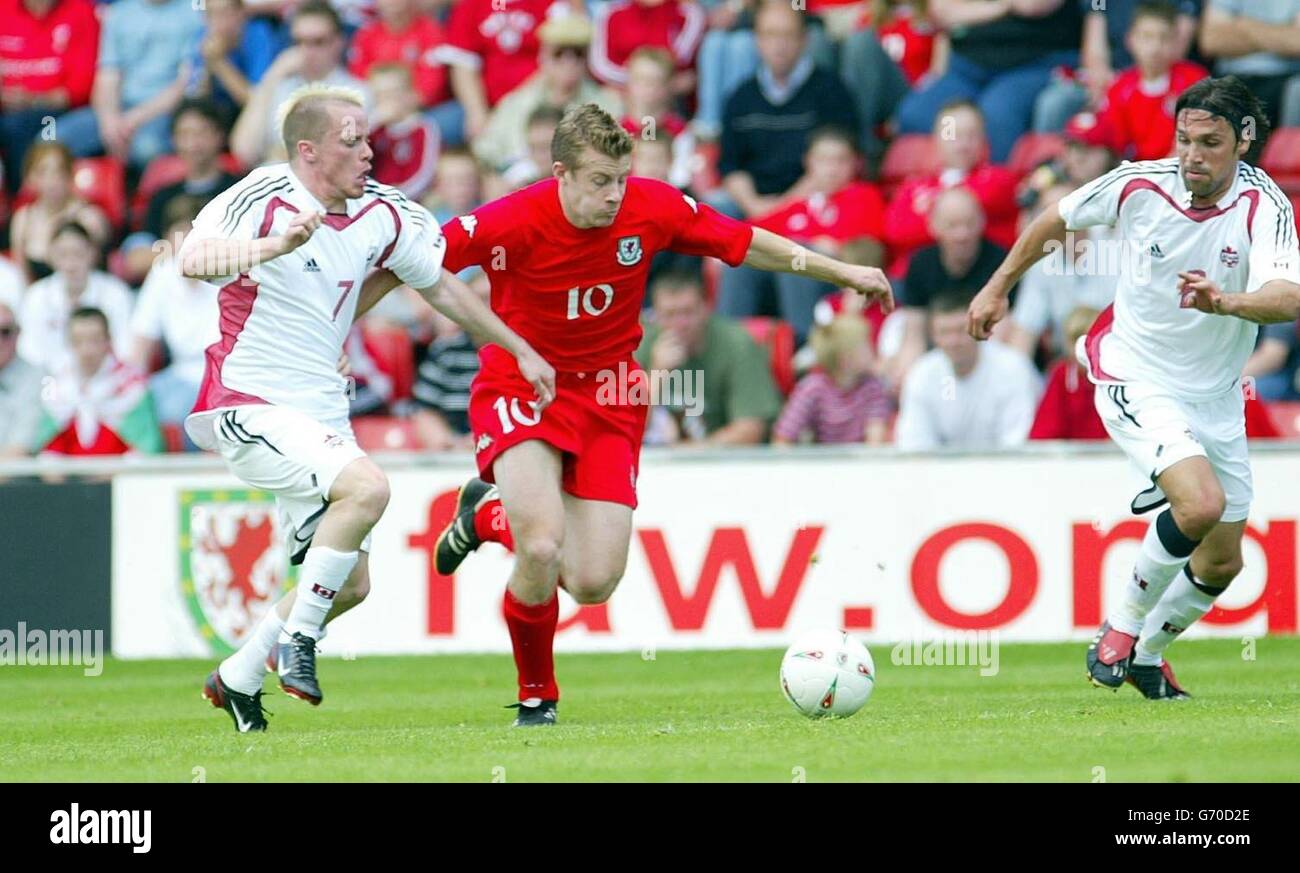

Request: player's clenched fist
left=277, top=210, right=323, bottom=256
left=967, top=282, right=1009, bottom=340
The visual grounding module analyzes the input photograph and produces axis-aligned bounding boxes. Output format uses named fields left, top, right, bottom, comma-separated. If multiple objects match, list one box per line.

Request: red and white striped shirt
left=774, top=370, right=892, bottom=444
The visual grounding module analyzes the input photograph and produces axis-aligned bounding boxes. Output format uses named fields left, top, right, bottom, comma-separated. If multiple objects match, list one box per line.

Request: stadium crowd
left=1, top=0, right=1299, bottom=457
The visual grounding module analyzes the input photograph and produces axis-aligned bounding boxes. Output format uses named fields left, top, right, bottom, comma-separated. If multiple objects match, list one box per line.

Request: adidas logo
left=1148, top=243, right=1165, bottom=259
left=304, top=258, right=321, bottom=272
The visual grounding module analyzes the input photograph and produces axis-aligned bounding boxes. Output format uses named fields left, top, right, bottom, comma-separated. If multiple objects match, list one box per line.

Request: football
left=780, top=629, right=876, bottom=718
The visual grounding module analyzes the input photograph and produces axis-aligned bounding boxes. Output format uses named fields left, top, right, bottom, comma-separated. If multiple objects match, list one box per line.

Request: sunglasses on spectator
left=0, top=325, right=17, bottom=339
left=294, top=34, right=336, bottom=47
left=548, top=46, right=587, bottom=60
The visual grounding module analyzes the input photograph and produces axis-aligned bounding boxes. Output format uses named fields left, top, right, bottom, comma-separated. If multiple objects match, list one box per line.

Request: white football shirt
left=1059, top=157, right=1299, bottom=400
left=182, top=164, right=445, bottom=449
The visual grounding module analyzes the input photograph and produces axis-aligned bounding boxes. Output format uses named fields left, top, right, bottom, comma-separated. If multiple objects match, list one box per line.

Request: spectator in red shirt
left=0, top=0, right=100, bottom=194
left=883, top=98, right=1019, bottom=278
left=718, top=125, right=887, bottom=344
left=348, top=0, right=448, bottom=109
left=836, top=1, right=918, bottom=175
left=855, top=1, right=937, bottom=86
left=1098, top=2, right=1209, bottom=161
left=434, top=0, right=585, bottom=142
left=619, top=47, right=694, bottom=188
left=589, top=0, right=705, bottom=97
left=1028, top=305, right=1108, bottom=441
left=368, top=62, right=440, bottom=200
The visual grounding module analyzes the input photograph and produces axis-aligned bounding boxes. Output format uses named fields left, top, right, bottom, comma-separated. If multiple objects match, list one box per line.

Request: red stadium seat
left=352, top=416, right=421, bottom=451
left=741, top=316, right=796, bottom=396
left=130, top=153, right=244, bottom=231
left=1260, top=127, right=1300, bottom=195
left=879, top=134, right=938, bottom=197
left=1007, top=132, right=1066, bottom=180
left=361, top=322, right=416, bottom=402
left=1264, top=401, right=1300, bottom=438
left=71, top=157, right=127, bottom=231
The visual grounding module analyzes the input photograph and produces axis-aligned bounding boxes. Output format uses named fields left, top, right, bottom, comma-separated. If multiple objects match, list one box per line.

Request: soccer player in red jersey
left=362, top=104, right=893, bottom=725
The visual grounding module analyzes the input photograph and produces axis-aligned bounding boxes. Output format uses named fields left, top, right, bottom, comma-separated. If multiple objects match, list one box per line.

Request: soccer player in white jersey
left=183, top=83, right=555, bottom=732
left=968, top=77, right=1300, bottom=700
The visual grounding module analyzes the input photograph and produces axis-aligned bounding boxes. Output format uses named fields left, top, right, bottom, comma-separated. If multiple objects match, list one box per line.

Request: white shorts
left=210, top=405, right=371, bottom=563
left=1092, top=380, right=1252, bottom=523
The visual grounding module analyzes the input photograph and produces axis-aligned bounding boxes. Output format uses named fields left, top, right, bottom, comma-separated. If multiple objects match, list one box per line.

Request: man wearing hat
left=472, top=15, right=622, bottom=173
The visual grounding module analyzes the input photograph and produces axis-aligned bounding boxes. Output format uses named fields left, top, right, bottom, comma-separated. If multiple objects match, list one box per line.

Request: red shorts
left=468, top=345, right=650, bottom=508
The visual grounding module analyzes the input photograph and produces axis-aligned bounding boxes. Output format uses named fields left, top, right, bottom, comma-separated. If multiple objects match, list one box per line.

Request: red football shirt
left=882, top=163, right=1019, bottom=276
left=435, top=0, right=554, bottom=106
left=754, top=181, right=886, bottom=245
left=590, top=0, right=706, bottom=86
left=1028, top=360, right=1107, bottom=441
left=371, top=116, right=440, bottom=200
left=442, top=176, right=754, bottom=371
left=348, top=15, right=449, bottom=108
left=0, top=0, right=100, bottom=107
left=1099, top=60, right=1209, bottom=161
left=858, top=6, right=936, bottom=85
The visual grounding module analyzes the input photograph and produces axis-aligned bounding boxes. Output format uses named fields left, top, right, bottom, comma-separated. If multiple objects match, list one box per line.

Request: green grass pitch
left=3, top=639, right=1298, bottom=782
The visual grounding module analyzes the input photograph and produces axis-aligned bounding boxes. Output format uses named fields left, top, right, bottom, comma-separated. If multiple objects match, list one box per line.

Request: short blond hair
left=811, top=314, right=871, bottom=373
left=552, top=103, right=633, bottom=172
left=278, top=82, right=365, bottom=158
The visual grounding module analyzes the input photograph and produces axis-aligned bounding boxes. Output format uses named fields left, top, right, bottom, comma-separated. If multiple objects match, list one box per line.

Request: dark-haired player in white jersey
left=969, top=76, right=1300, bottom=699
left=184, top=83, right=555, bottom=731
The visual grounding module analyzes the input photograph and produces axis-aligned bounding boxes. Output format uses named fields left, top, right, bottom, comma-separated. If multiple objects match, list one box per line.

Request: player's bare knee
left=516, top=531, right=563, bottom=573
left=1172, top=490, right=1225, bottom=539
left=565, top=571, right=620, bottom=604
left=336, top=462, right=391, bottom=525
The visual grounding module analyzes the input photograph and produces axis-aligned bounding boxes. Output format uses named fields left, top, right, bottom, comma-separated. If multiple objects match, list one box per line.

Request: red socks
left=502, top=589, right=559, bottom=701
left=474, top=498, right=514, bottom=551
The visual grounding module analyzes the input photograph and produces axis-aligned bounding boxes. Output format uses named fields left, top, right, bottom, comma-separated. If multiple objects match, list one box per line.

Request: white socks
left=1134, top=568, right=1223, bottom=666
left=219, top=607, right=285, bottom=695
left=1108, top=510, right=1199, bottom=636
left=284, top=547, right=358, bottom=640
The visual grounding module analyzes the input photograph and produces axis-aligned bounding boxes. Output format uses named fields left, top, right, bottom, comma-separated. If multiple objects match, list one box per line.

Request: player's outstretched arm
left=1180, top=275, right=1300, bottom=324
left=968, top=206, right=1069, bottom=340
left=742, top=226, right=894, bottom=312
left=181, top=210, right=323, bottom=282
left=415, top=270, right=556, bottom=409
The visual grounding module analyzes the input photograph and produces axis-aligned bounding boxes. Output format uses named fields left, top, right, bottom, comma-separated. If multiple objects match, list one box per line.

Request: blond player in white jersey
left=185, top=83, right=555, bottom=732
left=969, top=77, right=1300, bottom=700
